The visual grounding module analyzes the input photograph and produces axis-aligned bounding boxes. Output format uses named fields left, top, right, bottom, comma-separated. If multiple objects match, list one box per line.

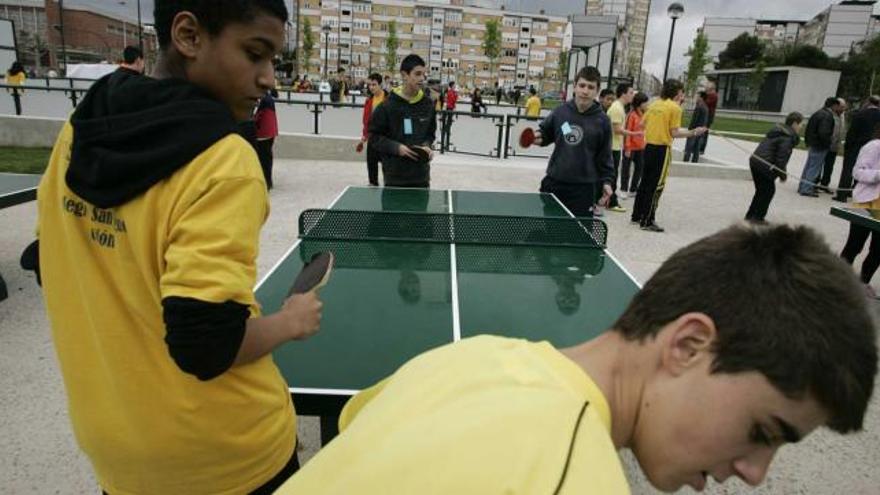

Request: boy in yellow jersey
left=30, top=1, right=323, bottom=493
left=631, top=79, right=706, bottom=232
left=278, top=223, right=877, bottom=494
left=525, top=86, right=541, bottom=117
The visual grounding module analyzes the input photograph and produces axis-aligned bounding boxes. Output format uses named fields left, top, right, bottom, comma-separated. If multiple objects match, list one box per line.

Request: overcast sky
left=73, top=0, right=868, bottom=77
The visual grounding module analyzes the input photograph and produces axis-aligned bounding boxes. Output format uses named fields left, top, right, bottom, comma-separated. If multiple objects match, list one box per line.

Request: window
left=519, top=42, right=528, bottom=49
left=444, top=28, right=459, bottom=37
left=414, top=24, right=430, bottom=35
left=434, top=17, right=443, bottom=25
left=432, top=34, right=442, bottom=41
left=521, top=27, right=530, bottom=33
left=341, top=26, right=350, bottom=32
left=417, top=8, right=432, bottom=18
left=503, top=18, right=518, bottom=28
left=446, top=12, right=462, bottom=22
left=341, top=9, right=351, bottom=16
left=503, top=48, right=517, bottom=57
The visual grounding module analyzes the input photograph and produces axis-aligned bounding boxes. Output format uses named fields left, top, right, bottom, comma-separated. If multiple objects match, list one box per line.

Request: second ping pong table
left=255, top=186, right=641, bottom=442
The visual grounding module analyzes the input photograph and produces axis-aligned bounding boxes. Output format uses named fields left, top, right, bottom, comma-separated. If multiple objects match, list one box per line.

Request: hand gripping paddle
left=519, top=127, right=536, bottom=148
left=412, top=146, right=431, bottom=163
left=356, top=141, right=364, bottom=153
left=288, top=252, right=334, bottom=297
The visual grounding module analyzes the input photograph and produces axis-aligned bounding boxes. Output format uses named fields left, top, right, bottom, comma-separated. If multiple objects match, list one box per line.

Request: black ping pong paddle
left=412, top=146, right=430, bottom=163
left=356, top=141, right=364, bottom=153
left=288, top=252, right=334, bottom=297
left=519, top=127, right=536, bottom=148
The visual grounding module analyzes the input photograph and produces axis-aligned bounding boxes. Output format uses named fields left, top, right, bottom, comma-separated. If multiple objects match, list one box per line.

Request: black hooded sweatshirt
left=31, top=69, right=258, bottom=380
left=368, top=88, right=437, bottom=186
left=538, top=99, right=614, bottom=185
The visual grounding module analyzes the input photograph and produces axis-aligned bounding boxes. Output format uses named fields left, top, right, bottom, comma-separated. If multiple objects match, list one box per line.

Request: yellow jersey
left=37, top=123, right=295, bottom=495
left=644, top=98, right=683, bottom=146
left=277, top=335, right=630, bottom=495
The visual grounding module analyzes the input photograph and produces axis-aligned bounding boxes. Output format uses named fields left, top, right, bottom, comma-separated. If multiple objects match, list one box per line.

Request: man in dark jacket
left=531, top=65, right=614, bottom=216
left=834, top=95, right=880, bottom=202
left=368, top=54, right=436, bottom=188
left=746, top=112, right=803, bottom=222
left=798, top=97, right=840, bottom=196
left=683, top=91, right=709, bottom=163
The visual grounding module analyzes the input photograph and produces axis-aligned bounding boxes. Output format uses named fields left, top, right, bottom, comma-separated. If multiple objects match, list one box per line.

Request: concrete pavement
left=1, top=144, right=877, bottom=494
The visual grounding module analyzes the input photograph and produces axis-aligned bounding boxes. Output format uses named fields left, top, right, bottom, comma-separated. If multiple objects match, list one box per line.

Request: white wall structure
left=706, top=66, right=841, bottom=117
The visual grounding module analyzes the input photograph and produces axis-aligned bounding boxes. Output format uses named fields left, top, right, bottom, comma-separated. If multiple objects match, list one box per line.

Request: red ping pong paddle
left=288, top=252, right=334, bottom=297
left=356, top=141, right=364, bottom=153
left=519, top=127, right=536, bottom=148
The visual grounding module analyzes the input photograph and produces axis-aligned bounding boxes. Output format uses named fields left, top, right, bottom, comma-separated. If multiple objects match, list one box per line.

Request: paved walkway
left=1, top=150, right=876, bottom=494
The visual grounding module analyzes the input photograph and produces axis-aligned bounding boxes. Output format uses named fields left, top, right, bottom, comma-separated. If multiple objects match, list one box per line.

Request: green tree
left=482, top=19, right=501, bottom=83
left=838, top=36, right=880, bottom=99
left=744, top=59, right=767, bottom=109
left=684, top=31, right=710, bottom=95
left=783, top=44, right=831, bottom=69
left=558, top=49, right=570, bottom=91
left=717, top=33, right=764, bottom=69
left=385, top=20, right=399, bottom=73
left=301, top=17, right=315, bottom=75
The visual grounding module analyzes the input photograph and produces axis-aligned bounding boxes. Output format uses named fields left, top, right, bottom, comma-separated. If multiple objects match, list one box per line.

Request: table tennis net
left=298, top=209, right=607, bottom=248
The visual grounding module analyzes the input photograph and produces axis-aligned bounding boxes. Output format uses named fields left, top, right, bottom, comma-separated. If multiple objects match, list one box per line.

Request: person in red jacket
left=442, top=81, right=458, bottom=148
left=254, top=88, right=279, bottom=189
left=360, top=73, right=387, bottom=186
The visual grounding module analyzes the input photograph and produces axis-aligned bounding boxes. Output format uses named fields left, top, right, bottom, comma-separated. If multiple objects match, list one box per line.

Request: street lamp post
left=663, top=2, right=684, bottom=83
left=58, top=0, right=68, bottom=70
left=118, top=0, right=143, bottom=52
left=322, top=24, right=331, bottom=81
left=136, top=0, right=143, bottom=53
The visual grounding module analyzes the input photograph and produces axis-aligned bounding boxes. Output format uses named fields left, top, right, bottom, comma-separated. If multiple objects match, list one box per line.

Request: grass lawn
left=0, top=147, right=51, bottom=174
left=684, top=112, right=807, bottom=149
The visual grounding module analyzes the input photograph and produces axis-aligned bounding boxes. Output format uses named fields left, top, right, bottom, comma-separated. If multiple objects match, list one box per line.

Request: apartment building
left=295, top=0, right=568, bottom=89
left=799, top=0, right=877, bottom=57
left=585, top=0, right=651, bottom=80
left=702, top=0, right=879, bottom=64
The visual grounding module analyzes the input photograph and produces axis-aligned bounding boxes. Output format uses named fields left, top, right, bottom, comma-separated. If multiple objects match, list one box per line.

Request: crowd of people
left=15, top=1, right=880, bottom=494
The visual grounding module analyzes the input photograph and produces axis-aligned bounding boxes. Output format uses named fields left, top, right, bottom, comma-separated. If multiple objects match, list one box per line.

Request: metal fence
left=0, top=81, right=560, bottom=161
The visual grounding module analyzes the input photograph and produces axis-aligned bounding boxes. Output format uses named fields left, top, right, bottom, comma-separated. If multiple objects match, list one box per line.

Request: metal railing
left=0, top=83, right=89, bottom=115
left=0, top=84, right=560, bottom=162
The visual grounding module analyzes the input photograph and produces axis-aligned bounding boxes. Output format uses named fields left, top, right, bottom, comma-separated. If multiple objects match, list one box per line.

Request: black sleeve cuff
left=162, top=296, right=249, bottom=381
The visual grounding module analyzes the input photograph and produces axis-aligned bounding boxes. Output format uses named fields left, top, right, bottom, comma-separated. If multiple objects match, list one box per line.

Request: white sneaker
left=592, top=205, right=604, bottom=217
left=619, top=191, right=628, bottom=200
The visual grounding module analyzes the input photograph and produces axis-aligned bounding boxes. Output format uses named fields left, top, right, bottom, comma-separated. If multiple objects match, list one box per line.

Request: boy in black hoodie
left=369, top=54, right=436, bottom=188
left=31, top=2, right=322, bottom=493
left=745, top=112, right=803, bottom=223
left=532, top=66, right=614, bottom=216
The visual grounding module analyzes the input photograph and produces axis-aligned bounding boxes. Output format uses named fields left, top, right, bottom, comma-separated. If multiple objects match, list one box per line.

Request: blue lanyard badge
left=404, top=118, right=413, bottom=135
left=561, top=122, right=572, bottom=136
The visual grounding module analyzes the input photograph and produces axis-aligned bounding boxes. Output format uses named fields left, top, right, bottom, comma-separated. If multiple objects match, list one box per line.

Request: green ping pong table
left=255, top=186, right=641, bottom=443
left=0, top=172, right=39, bottom=209
left=830, top=206, right=880, bottom=233
left=1, top=173, right=41, bottom=302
